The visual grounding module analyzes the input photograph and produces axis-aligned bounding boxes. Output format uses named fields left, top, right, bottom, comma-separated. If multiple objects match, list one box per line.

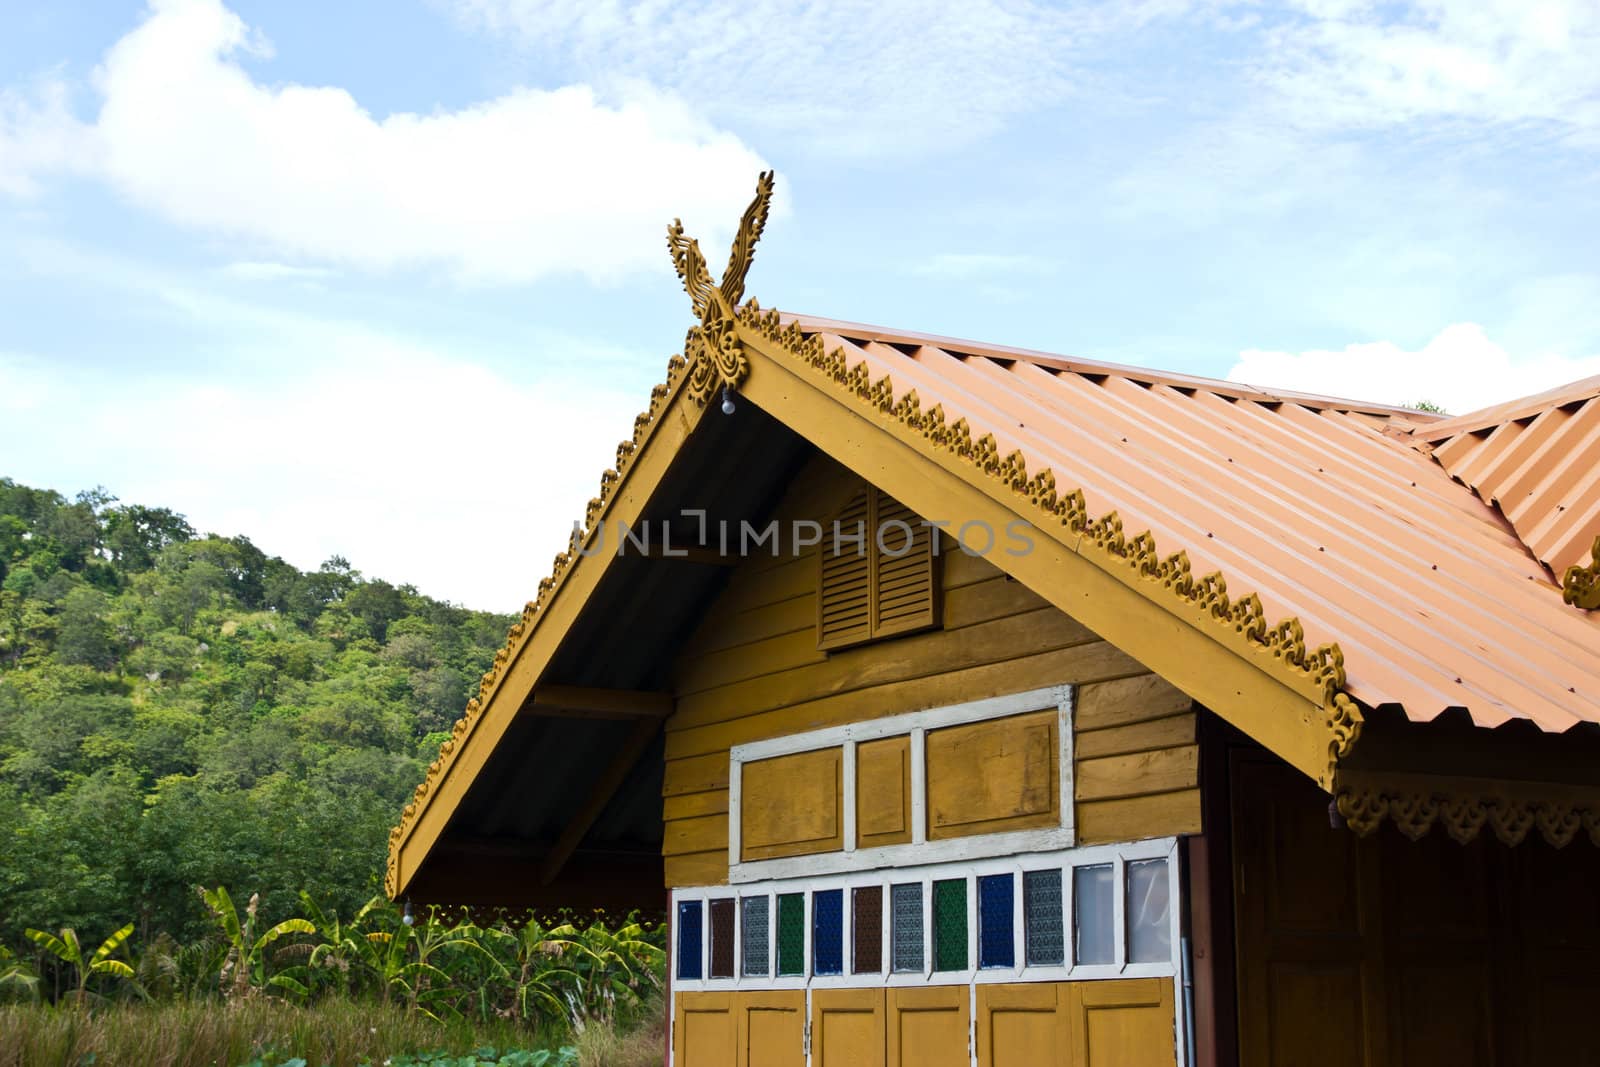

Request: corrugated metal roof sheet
left=1414, top=376, right=1600, bottom=577
left=782, top=312, right=1600, bottom=734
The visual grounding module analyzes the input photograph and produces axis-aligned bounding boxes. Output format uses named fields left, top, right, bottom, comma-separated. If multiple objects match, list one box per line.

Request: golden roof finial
left=668, top=171, right=775, bottom=405
left=1563, top=536, right=1600, bottom=609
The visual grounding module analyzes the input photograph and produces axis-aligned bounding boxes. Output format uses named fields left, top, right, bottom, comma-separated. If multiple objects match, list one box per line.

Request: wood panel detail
left=977, top=979, right=1177, bottom=1067
left=977, top=982, right=1067, bottom=1067
left=857, top=735, right=912, bottom=849
left=674, top=991, right=734, bottom=1067
left=887, top=985, right=970, bottom=1067
left=735, top=990, right=805, bottom=1067
left=1071, top=978, right=1177, bottom=1067
left=926, top=708, right=1059, bottom=841
left=739, top=747, right=842, bottom=862
left=813, top=988, right=887, bottom=1067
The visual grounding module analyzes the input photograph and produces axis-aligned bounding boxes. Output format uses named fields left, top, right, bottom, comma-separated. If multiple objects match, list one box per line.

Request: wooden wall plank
left=1075, top=674, right=1192, bottom=731
left=662, top=789, right=730, bottom=822
left=1076, top=745, right=1200, bottom=802
left=666, top=640, right=1142, bottom=762
left=1076, top=789, right=1202, bottom=845
left=665, top=850, right=729, bottom=888
left=1074, top=713, right=1195, bottom=760
left=663, top=812, right=728, bottom=857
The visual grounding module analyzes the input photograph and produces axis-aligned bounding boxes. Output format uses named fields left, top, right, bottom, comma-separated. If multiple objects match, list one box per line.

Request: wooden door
left=813, top=988, right=886, bottom=1067
left=735, top=989, right=805, bottom=1067
left=674, top=991, right=735, bottom=1067
left=977, top=982, right=1067, bottom=1067
left=1233, top=756, right=1386, bottom=1067
left=1066, top=977, right=1177, bottom=1067
left=888, top=985, right=971, bottom=1067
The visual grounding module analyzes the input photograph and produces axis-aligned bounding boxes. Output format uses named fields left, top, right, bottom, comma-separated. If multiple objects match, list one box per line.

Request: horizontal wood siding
left=663, top=456, right=1199, bottom=887
left=1073, top=675, right=1201, bottom=845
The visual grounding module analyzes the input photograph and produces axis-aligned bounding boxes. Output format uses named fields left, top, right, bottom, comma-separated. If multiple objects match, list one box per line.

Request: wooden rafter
left=524, top=685, right=674, bottom=720
left=539, top=716, right=662, bottom=886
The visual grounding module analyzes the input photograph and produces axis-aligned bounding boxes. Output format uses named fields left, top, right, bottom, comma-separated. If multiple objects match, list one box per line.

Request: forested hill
left=0, top=476, right=512, bottom=945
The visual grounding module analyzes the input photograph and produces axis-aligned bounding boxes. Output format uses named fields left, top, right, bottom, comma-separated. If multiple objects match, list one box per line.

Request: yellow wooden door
left=735, top=989, right=805, bottom=1067
left=976, top=982, right=1068, bottom=1067
left=887, top=985, right=971, bottom=1067
left=1064, top=977, right=1176, bottom=1067
left=813, top=988, right=887, bottom=1067
left=674, top=991, right=735, bottom=1067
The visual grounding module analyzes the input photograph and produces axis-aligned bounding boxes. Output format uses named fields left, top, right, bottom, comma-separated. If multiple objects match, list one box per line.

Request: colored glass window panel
left=677, top=900, right=703, bottom=980
left=708, top=898, right=735, bottom=979
left=853, top=885, right=883, bottom=974
left=776, top=893, right=805, bottom=976
left=1023, top=868, right=1065, bottom=966
left=933, top=877, right=968, bottom=972
left=890, top=883, right=923, bottom=973
left=742, top=896, right=770, bottom=977
left=813, top=888, right=844, bottom=975
left=1127, top=857, right=1172, bottom=963
left=978, top=873, right=1015, bottom=969
left=1074, top=864, right=1115, bottom=965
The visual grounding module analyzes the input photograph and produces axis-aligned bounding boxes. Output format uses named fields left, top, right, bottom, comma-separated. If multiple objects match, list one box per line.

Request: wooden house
left=386, top=175, right=1600, bottom=1067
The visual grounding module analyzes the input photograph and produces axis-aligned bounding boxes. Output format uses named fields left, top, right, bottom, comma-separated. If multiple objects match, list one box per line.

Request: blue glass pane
left=813, top=888, right=844, bottom=975
left=677, top=900, right=703, bottom=980
left=978, top=873, right=1015, bottom=969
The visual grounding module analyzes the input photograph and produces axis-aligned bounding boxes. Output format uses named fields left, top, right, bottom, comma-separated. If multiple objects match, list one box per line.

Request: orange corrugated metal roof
left=782, top=312, right=1600, bottom=733
left=1413, top=376, right=1600, bottom=577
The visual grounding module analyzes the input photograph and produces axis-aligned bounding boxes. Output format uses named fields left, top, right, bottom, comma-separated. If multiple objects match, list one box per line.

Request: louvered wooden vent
left=817, top=486, right=938, bottom=651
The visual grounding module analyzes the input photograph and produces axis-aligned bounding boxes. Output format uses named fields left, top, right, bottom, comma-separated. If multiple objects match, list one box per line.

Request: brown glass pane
left=853, top=885, right=883, bottom=974
left=708, top=898, right=735, bottom=979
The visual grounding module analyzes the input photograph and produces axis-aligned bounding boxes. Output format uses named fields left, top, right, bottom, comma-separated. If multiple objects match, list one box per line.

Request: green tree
left=56, top=587, right=116, bottom=669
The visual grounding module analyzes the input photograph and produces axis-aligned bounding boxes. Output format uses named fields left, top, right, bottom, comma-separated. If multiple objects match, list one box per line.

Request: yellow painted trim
left=733, top=309, right=1362, bottom=788
left=1334, top=769, right=1600, bottom=847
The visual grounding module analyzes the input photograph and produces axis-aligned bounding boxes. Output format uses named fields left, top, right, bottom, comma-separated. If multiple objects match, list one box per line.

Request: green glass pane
left=777, top=893, right=805, bottom=976
left=932, top=878, right=968, bottom=971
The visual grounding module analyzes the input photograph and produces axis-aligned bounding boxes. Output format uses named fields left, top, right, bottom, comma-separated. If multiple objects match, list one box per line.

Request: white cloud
left=221, top=262, right=337, bottom=283
left=0, top=324, right=647, bottom=613
left=444, top=0, right=1178, bottom=155
left=1257, top=0, right=1600, bottom=138
left=2, top=0, right=771, bottom=284
left=0, top=77, right=89, bottom=196
left=1227, top=322, right=1600, bottom=415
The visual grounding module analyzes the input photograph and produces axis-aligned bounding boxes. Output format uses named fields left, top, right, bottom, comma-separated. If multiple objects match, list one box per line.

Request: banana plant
left=397, top=911, right=504, bottom=1022
left=0, top=944, right=40, bottom=1001
left=564, top=920, right=665, bottom=1026
left=197, top=886, right=315, bottom=999
left=478, top=919, right=582, bottom=1026
left=298, top=891, right=384, bottom=998
left=24, top=923, right=137, bottom=1004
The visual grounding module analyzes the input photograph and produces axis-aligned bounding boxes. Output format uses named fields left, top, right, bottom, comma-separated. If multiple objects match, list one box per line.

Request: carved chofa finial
left=667, top=170, right=776, bottom=404
left=1564, top=535, right=1600, bottom=610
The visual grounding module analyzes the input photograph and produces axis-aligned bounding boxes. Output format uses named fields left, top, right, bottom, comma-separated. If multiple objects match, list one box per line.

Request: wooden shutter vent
left=817, top=486, right=938, bottom=651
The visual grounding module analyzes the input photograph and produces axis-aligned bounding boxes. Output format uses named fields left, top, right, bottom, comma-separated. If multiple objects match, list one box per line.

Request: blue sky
left=3, top=0, right=1598, bottom=610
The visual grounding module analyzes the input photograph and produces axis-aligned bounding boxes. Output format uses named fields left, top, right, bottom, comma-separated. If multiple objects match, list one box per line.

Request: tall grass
left=0, top=999, right=560, bottom=1067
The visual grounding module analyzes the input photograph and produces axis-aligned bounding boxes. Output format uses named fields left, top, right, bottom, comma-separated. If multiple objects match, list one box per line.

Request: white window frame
left=728, top=685, right=1075, bottom=883
left=671, top=837, right=1181, bottom=993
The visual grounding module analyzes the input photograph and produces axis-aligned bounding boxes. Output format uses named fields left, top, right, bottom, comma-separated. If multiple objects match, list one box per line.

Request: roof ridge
left=779, top=310, right=1445, bottom=420
left=1413, top=373, right=1600, bottom=443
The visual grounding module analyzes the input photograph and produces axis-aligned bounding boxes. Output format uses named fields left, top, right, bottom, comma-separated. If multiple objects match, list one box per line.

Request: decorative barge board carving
left=384, top=173, right=1600, bottom=1067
